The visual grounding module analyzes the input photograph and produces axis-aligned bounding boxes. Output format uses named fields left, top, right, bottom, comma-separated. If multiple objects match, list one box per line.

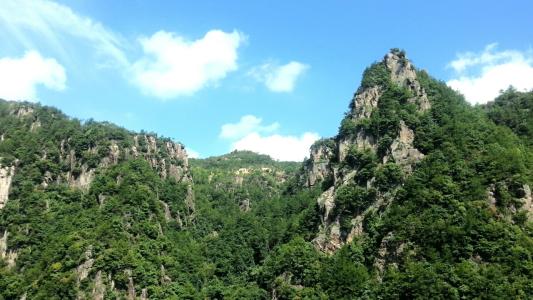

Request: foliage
left=1, top=54, right=533, bottom=299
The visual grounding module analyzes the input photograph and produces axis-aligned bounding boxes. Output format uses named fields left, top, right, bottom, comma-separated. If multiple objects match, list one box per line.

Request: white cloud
left=250, top=61, right=309, bottom=92
left=232, top=132, right=319, bottom=162
left=220, top=114, right=319, bottom=161
left=219, top=115, right=279, bottom=139
left=0, top=1, right=247, bottom=98
left=0, top=0, right=128, bottom=67
left=0, top=50, right=66, bottom=101
left=131, top=30, right=243, bottom=98
left=186, top=148, right=200, bottom=159
left=447, top=44, right=533, bottom=104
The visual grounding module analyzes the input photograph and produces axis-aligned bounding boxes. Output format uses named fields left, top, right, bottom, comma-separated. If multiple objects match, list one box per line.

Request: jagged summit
left=302, top=49, right=532, bottom=260
left=304, top=49, right=433, bottom=252
left=351, top=49, right=430, bottom=119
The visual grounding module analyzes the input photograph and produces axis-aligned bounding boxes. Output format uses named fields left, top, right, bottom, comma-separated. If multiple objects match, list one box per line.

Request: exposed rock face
left=30, top=120, right=41, bottom=132
left=384, top=51, right=431, bottom=112
left=54, top=134, right=191, bottom=192
left=125, top=269, right=136, bottom=300
left=384, top=121, right=424, bottom=173
left=1, top=230, right=17, bottom=269
left=184, top=184, right=196, bottom=222
left=140, top=288, right=148, bottom=300
left=317, top=187, right=335, bottom=223
left=520, top=184, right=532, bottom=218
left=160, top=265, right=172, bottom=284
left=345, top=215, right=364, bottom=243
left=306, top=50, right=430, bottom=253
left=109, top=142, right=120, bottom=165
left=140, top=136, right=191, bottom=183
left=306, top=141, right=335, bottom=187
left=69, top=165, right=95, bottom=190
left=161, top=201, right=172, bottom=221
left=0, top=230, right=6, bottom=259
left=487, top=184, right=497, bottom=210
left=146, top=135, right=158, bottom=154
left=76, top=246, right=94, bottom=283
left=314, top=218, right=343, bottom=253
left=92, top=271, right=105, bottom=300
left=239, top=198, right=251, bottom=212
left=0, top=165, right=15, bottom=210
left=353, top=86, right=382, bottom=119
left=11, top=106, right=34, bottom=118
left=338, top=131, right=377, bottom=162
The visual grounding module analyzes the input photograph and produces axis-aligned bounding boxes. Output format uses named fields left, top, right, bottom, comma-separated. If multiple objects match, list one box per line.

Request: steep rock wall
left=0, top=165, right=15, bottom=210
left=304, top=50, right=430, bottom=253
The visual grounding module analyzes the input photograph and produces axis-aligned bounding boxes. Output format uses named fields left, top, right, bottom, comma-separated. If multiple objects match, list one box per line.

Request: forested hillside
left=1, top=50, right=532, bottom=299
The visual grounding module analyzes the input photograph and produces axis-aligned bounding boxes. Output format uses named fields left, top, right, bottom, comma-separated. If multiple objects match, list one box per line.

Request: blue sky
left=1, top=0, right=532, bottom=160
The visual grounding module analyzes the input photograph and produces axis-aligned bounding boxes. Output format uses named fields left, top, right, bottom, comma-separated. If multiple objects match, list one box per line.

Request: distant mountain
left=1, top=49, right=532, bottom=299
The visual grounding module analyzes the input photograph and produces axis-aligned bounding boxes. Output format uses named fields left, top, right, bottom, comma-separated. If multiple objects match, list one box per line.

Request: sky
left=0, top=0, right=532, bottom=161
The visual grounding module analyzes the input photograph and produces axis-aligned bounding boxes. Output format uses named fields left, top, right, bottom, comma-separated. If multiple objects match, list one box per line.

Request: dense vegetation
left=1, top=52, right=532, bottom=299
left=484, top=88, right=533, bottom=144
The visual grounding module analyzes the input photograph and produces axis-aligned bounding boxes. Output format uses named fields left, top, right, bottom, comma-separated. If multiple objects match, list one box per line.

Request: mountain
left=1, top=49, right=532, bottom=299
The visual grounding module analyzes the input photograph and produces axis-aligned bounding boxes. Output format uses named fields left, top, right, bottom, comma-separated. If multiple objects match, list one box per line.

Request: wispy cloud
left=447, top=44, right=533, bottom=104
left=0, top=0, right=247, bottom=100
left=249, top=61, right=309, bottom=92
left=0, top=0, right=128, bottom=67
left=219, top=115, right=279, bottom=139
left=0, top=50, right=66, bottom=101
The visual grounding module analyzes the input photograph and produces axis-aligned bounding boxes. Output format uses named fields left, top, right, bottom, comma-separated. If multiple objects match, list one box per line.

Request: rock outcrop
left=0, top=230, right=17, bottom=268
left=306, top=140, right=335, bottom=187
left=126, top=269, right=136, bottom=300
left=52, top=134, right=192, bottom=192
left=11, top=106, right=34, bottom=118
left=76, top=246, right=94, bottom=283
left=384, top=51, right=431, bottom=112
left=305, top=50, right=430, bottom=253
left=0, top=165, right=15, bottom=210
left=519, top=184, right=533, bottom=220
left=92, top=271, right=105, bottom=300
left=383, top=121, right=424, bottom=173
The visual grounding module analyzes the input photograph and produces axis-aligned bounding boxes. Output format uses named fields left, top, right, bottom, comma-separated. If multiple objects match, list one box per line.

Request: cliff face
left=0, top=101, right=195, bottom=299
left=304, top=49, right=431, bottom=253
left=0, top=165, right=15, bottom=210
left=1, top=102, right=192, bottom=191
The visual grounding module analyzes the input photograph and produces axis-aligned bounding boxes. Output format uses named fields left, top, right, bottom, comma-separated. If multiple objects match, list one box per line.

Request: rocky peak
left=384, top=49, right=431, bottom=111
left=384, top=49, right=417, bottom=87
left=304, top=49, right=431, bottom=253
left=349, top=49, right=430, bottom=120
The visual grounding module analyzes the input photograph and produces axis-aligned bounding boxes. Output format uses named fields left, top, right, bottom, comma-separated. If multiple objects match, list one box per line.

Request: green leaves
left=359, top=62, right=390, bottom=90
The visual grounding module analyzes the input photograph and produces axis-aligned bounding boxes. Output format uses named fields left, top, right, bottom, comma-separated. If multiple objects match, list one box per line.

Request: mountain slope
left=0, top=49, right=532, bottom=299
left=0, top=101, right=198, bottom=299
left=277, top=49, right=533, bottom=298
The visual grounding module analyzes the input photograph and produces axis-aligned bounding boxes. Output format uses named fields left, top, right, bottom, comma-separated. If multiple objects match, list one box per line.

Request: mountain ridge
left=0, top=49, right=532, bottom=299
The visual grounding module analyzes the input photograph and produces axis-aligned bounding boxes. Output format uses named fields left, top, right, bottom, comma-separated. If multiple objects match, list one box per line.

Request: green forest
left=0, top=50, right=532, bottom=299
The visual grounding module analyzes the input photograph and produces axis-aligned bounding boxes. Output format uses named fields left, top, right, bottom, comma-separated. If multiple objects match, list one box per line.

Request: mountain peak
left=383, top=48, right=417, bottom=87
left=350, top=49, right=431, bottom=121
left=304, top=50, right=435, bottom=252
